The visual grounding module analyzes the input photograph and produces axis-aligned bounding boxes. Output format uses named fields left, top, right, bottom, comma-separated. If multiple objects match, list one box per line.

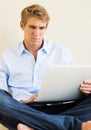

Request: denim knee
left=0, top=89, right=12, bottom=108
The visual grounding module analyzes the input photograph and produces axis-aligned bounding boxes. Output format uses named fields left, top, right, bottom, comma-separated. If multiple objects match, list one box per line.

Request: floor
left=0, top=124, right=8, bottom=130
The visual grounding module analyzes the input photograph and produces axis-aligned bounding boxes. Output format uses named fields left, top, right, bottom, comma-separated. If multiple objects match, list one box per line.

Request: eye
left=29, top=25, right=36, bottom=29
left=39, top=27, right=46, bottom=30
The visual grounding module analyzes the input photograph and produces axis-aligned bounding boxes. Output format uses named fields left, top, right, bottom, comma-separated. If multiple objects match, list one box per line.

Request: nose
left=33, top=28, right=40, bottom=37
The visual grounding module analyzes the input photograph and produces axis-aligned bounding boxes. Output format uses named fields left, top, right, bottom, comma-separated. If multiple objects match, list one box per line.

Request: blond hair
left=21, top=4, right=50, bottom=25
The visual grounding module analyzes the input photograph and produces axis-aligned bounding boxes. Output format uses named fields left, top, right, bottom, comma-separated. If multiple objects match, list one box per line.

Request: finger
left=80, top=86, right=91, bottom=91
left=83, top=80, right=91, bottom=85
left=84, top=91, right=91, bottom=94
left=35, top=93, right=38, bottom=97
left=80, top=83, right=91, bottom=89
left=79, top=85, right=91, bottom=93
left=80, top=88, right=91, bottom=93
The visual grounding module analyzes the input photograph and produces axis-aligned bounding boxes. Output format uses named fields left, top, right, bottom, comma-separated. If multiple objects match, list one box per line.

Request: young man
left=0, top=4, right=91, bottom=130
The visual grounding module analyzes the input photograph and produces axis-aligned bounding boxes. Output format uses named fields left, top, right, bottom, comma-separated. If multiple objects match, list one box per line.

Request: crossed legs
left=0, top=90, right=91, bottom=130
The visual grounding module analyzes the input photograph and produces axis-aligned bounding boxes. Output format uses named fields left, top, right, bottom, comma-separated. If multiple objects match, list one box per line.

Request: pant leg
left=0, top=89, right=82, bottom=130
left=61, top=95, right=91, bottom=122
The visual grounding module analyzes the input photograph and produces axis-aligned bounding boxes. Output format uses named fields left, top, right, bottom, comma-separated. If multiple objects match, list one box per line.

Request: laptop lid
left=36, top=65, right=91, bottom=102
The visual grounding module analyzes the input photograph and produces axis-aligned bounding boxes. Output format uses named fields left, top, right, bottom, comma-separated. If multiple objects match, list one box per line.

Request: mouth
left=31, top=38, right=40, bottom=42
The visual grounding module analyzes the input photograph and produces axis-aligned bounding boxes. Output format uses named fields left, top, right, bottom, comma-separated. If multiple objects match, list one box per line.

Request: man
left=0, top=4, right=91, bottom=130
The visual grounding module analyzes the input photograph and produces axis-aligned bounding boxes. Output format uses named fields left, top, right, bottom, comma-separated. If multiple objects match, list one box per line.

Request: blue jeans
left=1, top=89, right=90, bottom=130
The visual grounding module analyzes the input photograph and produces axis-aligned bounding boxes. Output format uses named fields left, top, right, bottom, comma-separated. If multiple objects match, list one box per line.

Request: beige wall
left=0, top=0, right=91, bottom=64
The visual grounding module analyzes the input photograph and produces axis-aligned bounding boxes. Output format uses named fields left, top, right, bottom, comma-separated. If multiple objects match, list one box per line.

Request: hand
left=24, top=93, right=38, bottom=103
left=79, top=80, right=91, bottom=94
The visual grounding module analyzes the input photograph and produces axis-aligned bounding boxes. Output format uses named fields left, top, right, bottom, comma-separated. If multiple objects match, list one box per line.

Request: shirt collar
left=40, top=39, right=50, bottom=54
left=18, top=41, right=27, bottom=56
left=18, top=39, right=50, bottom=56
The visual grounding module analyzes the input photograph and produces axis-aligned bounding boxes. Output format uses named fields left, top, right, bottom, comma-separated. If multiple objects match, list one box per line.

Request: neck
left=23, top=40, right=43, bottom=60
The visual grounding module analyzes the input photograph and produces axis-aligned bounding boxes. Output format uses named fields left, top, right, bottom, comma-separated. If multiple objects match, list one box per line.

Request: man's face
left=20, top=17, right=47, bottom=45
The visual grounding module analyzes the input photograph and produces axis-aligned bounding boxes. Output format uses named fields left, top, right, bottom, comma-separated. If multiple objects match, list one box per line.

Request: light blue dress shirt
left=0, top=39, right=73, bottom=102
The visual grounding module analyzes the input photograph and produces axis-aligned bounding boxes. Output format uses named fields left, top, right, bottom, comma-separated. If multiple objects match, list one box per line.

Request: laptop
left=36, top=65, right=91, bottom=102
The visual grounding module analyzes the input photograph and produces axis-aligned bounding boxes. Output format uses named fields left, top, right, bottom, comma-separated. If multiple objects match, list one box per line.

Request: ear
left=20, top=21, right=25, bottom=30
